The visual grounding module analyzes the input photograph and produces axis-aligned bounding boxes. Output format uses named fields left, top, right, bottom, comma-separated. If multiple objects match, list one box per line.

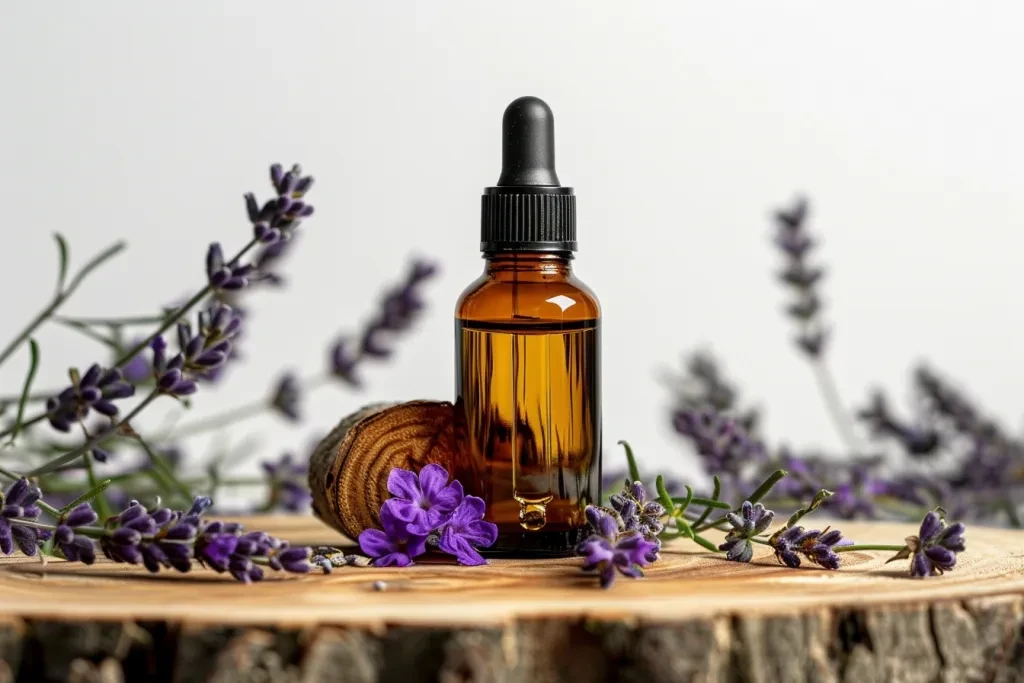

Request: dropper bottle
left=454, top=96, right=601, bottom=557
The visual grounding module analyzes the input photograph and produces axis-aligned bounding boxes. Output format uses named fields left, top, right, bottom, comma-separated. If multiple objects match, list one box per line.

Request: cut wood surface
left=1, top=516, right=1023, bottom=683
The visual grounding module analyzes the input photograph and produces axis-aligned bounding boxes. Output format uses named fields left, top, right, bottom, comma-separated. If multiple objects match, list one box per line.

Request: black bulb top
left=480, top=96, right=577, bottom=253
left=497, top=96, right=560, bottom=187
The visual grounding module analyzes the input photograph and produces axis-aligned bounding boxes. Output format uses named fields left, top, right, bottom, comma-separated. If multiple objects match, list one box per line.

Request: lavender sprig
left=0, top=480, right=311, bottom=583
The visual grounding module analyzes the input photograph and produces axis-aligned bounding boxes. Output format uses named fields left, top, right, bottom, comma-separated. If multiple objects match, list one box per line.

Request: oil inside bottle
left=454, top=317, right=600, bottom=556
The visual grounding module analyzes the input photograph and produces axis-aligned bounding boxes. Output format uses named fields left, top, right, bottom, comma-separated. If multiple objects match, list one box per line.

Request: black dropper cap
left=480, top=96, right=576, bottom=253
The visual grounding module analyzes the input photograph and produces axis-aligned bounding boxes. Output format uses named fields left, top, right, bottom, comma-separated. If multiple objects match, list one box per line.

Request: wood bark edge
left=1, top=596, right=1021, bottom=682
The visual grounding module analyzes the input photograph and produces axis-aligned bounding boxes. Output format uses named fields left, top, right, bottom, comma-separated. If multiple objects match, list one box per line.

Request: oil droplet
left=515, top=494, right=553, bottom=531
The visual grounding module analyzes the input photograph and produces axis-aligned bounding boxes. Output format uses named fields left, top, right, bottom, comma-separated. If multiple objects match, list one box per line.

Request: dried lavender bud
left=857, top=391, right=940, bottom=457
left=261, top=454, right=311, bottom=512
left=575, top=506, right=659, bottom=588
left=0, top=478, right=43, bottom=556
left=901, top=511, right=966, bottom=578
left=773, top=196, right=829, bottom=358
left=206, top=242, right=255, bottom=291
left=246, top=163, right=315, bottom=245
left=769, top=525, right=851, bottom=570
left=45, top=365, right=135, bottom=432
left=609, top=480, right=664, bottom=541
left=54, top=502, right=98, bottom=564
left=667, top=352, right=761, bottom=437
left=719, top=501, right=775, bottom=563
left=270, top=373, right=301, bottom=422
left=674, top=409, right=767, bottom=477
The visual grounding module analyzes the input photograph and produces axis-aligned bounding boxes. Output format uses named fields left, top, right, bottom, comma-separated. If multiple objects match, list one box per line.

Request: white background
left=0, top=2, right=1020, bottom=486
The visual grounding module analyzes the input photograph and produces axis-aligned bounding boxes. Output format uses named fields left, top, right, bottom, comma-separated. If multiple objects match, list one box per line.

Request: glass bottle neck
left=483, top=252, right=573, bottom=277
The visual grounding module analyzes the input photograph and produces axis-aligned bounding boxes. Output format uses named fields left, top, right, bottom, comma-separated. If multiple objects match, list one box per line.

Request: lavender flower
left=905, top=511, right=966, bottom=578
left=673, top=409, right=767, bottom=477
left=719, top=501, right=775, bottom=563
left=54, top=502, right=98, bottom=564
left=151, top=302, right=244, bottom=397
left=609, top=479, right=665, bottom=541
left=262, top=453, right=310, bottom=512
left=206, top=242, right=255, bottom=291
left=387, top=464, right=464, bottom=535
left=245, top=163, right=315, bottom=245
left=45, top=364, right=135, bottom=432
left=769, top=526, right=851, bottom=570
left=0, top=478, right=43, bottom=556
left=773, top=197, right=829, bottom=358
left=437, top=495, right=498, bottom=566
left=330, top=259, right=438, bottom=386
left=668, top=352, right=760, bottom=436
left=270, top=373, right=301, bottom=421
left=857, top=392, right=941, bottom=457
left=358, top=499, right=428, bottom=567
left=576, top=506, right=659, bottom=588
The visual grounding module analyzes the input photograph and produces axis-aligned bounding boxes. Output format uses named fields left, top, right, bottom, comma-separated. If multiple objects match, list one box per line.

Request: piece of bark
left=307, top=401, right=463, bottom=540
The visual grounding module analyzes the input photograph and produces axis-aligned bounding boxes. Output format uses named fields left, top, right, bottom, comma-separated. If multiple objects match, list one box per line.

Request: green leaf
left=618, top=440, right=641, bottom=483
left=675, top=515, right=694, bottom=539
left=54, top=233, right=70, bottom=294
left=690, top=533, right=721, bottom=553
left=674, top=485, right=694, bottom=515
left=58, top=479, right=114, bottom=514
left=656, top=475, right=674, bottom=513
left=747, top=469, right=788, bottom=505
left=5, top=339, right=40, bottom=445
left=692, top=475, right=721, bottom=529
left=680, top=496, right=731, bottom=510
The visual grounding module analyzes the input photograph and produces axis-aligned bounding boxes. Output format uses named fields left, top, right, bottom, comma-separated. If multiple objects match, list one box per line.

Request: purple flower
left=857, top=392, right=941, bottom=457
left=245, top=163, right=315, bottom=245
left=46, top=364, right=135, bottom=432
left=387, top=464, right=464, bottom=535
left=907, top=511, right=966, bottom=578
left=54, top=502, right=98, bottom=564
left=270, top=373, right=301, bottom=421
left=769, top=525, right=852, bottom=570
left=773, top=196, right=829, bottom=359
left=673, top=409, right=767, bottom=477
left=609, top=480, right=665, bottom=540
left=437, top=496, right=498, bottom=566
left=719, top=501, right=775, bottom=563
left=0, top=478, right=43, bottom=557
left=330, top=339, right=361, bottom=386
left=576, top=506, right=659, bottom=588
left=206, top=242, right=255, bottom=291
left=358, top=499, right=428, bottom=567
left=151, top=336, right=197, bottom=398
left=262, top=454, right=310, bottom=512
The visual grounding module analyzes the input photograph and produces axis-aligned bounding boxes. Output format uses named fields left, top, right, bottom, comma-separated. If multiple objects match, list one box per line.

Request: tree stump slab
left=1, top=516, right=1022, bottom=682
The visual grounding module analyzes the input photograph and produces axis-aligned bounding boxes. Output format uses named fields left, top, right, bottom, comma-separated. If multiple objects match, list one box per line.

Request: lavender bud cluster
left=773, top=197, right=828, bottom=358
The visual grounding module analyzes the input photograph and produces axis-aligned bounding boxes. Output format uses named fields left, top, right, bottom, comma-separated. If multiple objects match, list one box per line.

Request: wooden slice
left=307, top=401, right=462, bottom=540
left=0, top=518, right=1023, bottom=681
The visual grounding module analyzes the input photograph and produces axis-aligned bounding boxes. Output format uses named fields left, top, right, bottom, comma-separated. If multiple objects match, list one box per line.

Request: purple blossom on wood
left=905, top=511, right=966, bottom=578
left=0, top=479, right=43, bottom=557
left=437, top=495, right=498, bottom=566
left=576, top=506, right=659, bottom=588
left=387, top=464, right=464, bottom=536
left=358, top=499, right=428, bottom=567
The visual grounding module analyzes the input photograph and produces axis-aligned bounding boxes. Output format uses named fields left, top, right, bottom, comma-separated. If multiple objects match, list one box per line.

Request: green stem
left=82, top=451, right=112, bottom=520
left=37, top=500, right=61, bottom=517
left=27, top=392, right=161, bottom=476
left=835, top=544, right=906, bottom=553
left=134, top=433, right=193, bottom=501
left=169, top=399, right=270, bottom=439
left=55, top=314, right=171, bottom=327
left=0, top=465, right=21, bottom=480
left=0, top=413, right=49, bottom=441
left=811, top=359, right=864, bottom=453
left=113, top=239, right=258, bottom=368
left=0, top=241, right=125, bottom=369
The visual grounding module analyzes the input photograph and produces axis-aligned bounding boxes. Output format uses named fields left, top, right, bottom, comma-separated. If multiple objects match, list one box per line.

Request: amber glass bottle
left=454, top=97, right=601, bottom=557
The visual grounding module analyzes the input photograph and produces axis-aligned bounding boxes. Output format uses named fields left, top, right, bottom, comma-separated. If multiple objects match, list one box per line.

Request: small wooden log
left=308, top=401, right=462, bottom=540
left=0, top=517, right=1023, bottom=682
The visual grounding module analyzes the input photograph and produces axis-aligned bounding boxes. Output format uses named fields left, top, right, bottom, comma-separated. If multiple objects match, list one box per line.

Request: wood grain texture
left=307, top=401, right=461, bottom=540
left=0, top=516, right=1022, bottom=682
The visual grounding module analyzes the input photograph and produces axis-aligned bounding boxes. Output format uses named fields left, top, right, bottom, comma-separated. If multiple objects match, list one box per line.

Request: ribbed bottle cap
left=480, top=97, right=577, bottom=253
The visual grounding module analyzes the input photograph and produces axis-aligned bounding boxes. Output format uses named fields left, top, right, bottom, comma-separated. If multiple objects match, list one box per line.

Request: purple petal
left=358, top=528, right=393, bottom=558
left=102, top=382, right=135, bottom=400
left=206, top=243, right=225, bottom=275
left=0, top=522, right=11, bottom=555
left=93, top=400, right=119, bottom=417
left=459, top=520, right=498, bottom=549
left=911, top=552, right=934, bottom=578
left=373, top=552, right=413, bottom=568
left=418, top=464, right=450, bottom=500
left=439, top=529, right=486, bottom=566
left=918, top=512, right=943, bottom=544
left=80, top=364, right=102, bottom=388
left=925, top=546, right=957, bottom=570
left=64, top=503, right=98, bottom=528
left=380, top=498, right=418, bottom=534
left=172, top=379, right=198, bottom=396
left=387, top=468, right=421, bottom=501
left=451, top=496, right=487, bottom=527
left=11, top=525, right=37, bottom=556
left=431, top=479, right=464, bottom=513
left=818, top=529, right=844, bottom=546
left=939, top=523, right=966, bottom=552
